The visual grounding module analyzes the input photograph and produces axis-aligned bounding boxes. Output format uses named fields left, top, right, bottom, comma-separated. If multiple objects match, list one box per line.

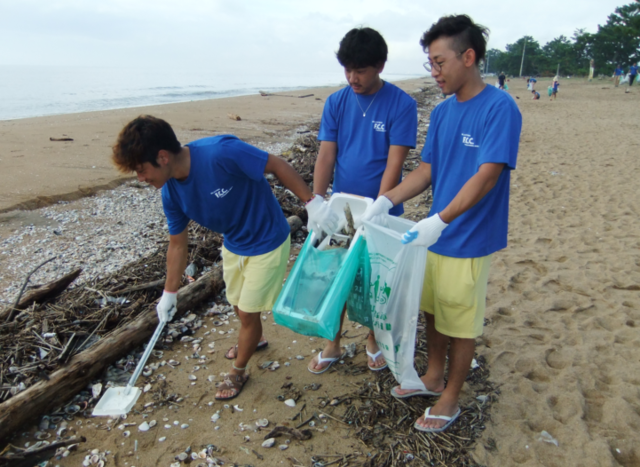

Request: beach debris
left=256, top=418, right=269, bottom=428
left=188, top=374, right=197, bottom=381
left=123, top=430, right=130, bottom=437
left=211, top=413, right=220, bottom=422
left=284, top=399, right=296, bottom=407
left=227, top=113, right=242, bottom=121
left=138, top=421, right=150, bottom=432
left=149, top=420, right=157, bottom=428
left=91, top=383, right=102, bottom=399
left=50, top=136, right=74, bottom=142
left=262, top=438, right=275, bottom=448
left=181, top=423, right=189, bottom=429
left=296, top=355, right=304, bottom=360
left=538, top=430, right=559, bottom=446
left=279, top=444, right=289, bottom=450
left=233, top=404, right=243, bottom=412
left=208, top=375, right=216, bottom=382
left=343, top=342, right=357, bottom=358
left=471, top=358, right=480, bottom=369
left=159, top=436, right=166, bottom=442
left=264, top=425, right=312, bottom=441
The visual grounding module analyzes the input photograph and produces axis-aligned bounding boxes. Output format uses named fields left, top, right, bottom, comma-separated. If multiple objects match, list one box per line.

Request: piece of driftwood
left=111, top=278, right=165, bottom=295
left=0, top=435, right=86, bottom=467
left=0, top=268, right=224, bottom=444
left=2, top=268, right=81, bottom=322
left=49, top=137, right=73, bottom=142
left=287, top=215, right=303, bottom=234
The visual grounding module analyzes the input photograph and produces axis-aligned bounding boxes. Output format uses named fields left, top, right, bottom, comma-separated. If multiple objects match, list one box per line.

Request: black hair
left=112, top=115, right=181, bottom=173
left=336, top=27, right=388, bottom=69
left=420, top=15, right=489, bottom=65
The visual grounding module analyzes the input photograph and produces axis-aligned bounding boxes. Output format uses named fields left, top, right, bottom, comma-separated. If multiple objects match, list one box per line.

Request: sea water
left=0, top=65, right=422, bottom=121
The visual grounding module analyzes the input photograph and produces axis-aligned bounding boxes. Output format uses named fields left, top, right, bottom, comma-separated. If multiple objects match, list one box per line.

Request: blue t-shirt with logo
left=161, top=135, right=290, bottom=256
left=318, top=82, right=417, bottom=216
left=422, top=85, right=522, bottom=258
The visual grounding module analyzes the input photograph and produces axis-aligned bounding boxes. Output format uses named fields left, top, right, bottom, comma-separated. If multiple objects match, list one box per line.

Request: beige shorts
left=221, top=235, right=291, bottom=313
left=420, top=250, right=492, bottom=339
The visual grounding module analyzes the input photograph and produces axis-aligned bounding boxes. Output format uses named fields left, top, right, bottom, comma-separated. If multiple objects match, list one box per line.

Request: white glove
left=157, top=290, right=177, bottom=323
left=402, top=214, right=448, bottom=247
left=361, top=196, right=393, bottom=225
left=305, top=195, right=340, bottom=236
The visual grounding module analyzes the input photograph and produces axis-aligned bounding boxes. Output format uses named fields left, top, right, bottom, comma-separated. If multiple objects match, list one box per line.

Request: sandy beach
left=1, top=76, right=640, bottom=466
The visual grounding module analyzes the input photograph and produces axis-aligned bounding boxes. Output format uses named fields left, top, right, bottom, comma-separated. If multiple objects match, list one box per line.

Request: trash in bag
left=273, top=194, right=372, bottom=340
left=364, top=216, right=428, bottom=390
left=346, top=237, right=374, bottom=329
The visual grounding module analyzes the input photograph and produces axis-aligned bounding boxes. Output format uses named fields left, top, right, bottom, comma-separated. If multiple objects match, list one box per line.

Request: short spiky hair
left=420, top=15, right=489, bottom=65
left=112, top=115, right=181, bottom=173
left=336, top=27, right=388, bottom=69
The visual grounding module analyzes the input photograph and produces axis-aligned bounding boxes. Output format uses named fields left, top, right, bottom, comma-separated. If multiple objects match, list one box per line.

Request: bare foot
left=393, top=373, right=445, bottom=396
left=308, top=346, right=341, bottom=373
left=415, top=400, right=460, bottom=431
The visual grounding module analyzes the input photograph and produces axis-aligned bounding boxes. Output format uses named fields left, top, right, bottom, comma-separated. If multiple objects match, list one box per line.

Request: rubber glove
left=157, top=290, right=177, bottom=323
left=402, top=214, right=448, bottom=247
left=305, top=195, right=340, bottom=236
left=361, top=196, right=393, bottom=225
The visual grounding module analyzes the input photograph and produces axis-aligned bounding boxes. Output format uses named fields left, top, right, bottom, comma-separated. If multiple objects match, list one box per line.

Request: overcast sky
left=0, top=0, right=626, bottom=75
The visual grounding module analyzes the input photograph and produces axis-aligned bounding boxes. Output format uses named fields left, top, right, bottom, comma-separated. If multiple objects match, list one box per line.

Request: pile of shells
left=82, top=448, right=109, bottom=467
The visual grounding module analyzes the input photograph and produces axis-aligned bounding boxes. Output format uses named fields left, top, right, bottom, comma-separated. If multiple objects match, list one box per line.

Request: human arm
left=264, top=154, right=314, bottom=203
left=313, top=141, right=337, bottom=197
left=157, top=228, right=188, bottom=322
left=377, top=145, right=410, bottom=197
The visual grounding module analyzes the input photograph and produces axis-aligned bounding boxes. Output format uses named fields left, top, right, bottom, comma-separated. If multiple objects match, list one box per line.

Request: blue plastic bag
left=273, top=232, right=365, bottom=340
left=346, top=237, right=374, bottom=328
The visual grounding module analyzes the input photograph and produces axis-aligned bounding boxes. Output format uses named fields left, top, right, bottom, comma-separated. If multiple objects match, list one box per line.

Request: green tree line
left=484, top=1, right=639, bottom=77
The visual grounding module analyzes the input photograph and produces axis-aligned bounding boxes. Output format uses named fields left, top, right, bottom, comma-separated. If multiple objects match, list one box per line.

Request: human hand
left=361, top=196, right=393, bottom=225
left=305, top=195, right=340, bottom=236
left=157, top=290, right=177, bottom=323
left=401, top=214, right=448, bottom=247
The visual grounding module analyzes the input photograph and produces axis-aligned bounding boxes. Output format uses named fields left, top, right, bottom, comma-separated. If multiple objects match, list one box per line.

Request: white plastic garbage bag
left=364, top=216, right=428, bottom=390
left=620, top=74, right=629, bottom=85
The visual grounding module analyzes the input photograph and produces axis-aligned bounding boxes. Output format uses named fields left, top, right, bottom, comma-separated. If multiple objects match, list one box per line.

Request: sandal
left=366, top=349, right=388, bottom=371
left=307, top=351, right=339, bottom=375
left=214, top=373, right=250, bottom=401
left=414, top=407, right=461, bottom=433
left=224, top=340, right=268, bottom=360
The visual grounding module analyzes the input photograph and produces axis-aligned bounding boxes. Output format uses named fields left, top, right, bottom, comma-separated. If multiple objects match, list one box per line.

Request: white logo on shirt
left=211, top=187, right=233, bottom=198
left=461, top=133, right=479, bottom=148
left=373, top=121, right=386, bottom=132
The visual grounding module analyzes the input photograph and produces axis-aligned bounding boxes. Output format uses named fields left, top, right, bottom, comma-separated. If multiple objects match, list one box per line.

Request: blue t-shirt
left=630, top=66, right=638, bottom=76
left=318, top=82, right=417, bottom=216
left=553, top=81, right=559, bottom=91
left=421, top=85, right=522, bottom=258
left=615, top=67, right=623, bottom=76
left=161, top=135, right=290, bottom=256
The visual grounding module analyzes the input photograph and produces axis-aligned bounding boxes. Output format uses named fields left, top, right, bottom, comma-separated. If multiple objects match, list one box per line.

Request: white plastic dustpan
left=93, top=320, right=166, bottom=417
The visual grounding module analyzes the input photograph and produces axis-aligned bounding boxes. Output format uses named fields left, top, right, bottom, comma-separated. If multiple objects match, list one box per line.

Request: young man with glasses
left=362, top=15, right=522, bottom=432
left=308, top=27, right=418, bottom=375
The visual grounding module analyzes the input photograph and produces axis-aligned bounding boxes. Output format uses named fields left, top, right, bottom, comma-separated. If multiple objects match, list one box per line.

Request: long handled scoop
left=92, top=319, right=166, bottom=417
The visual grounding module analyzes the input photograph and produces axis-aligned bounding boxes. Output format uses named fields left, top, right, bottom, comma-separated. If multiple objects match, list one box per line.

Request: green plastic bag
left=504, top=83, right=509, bottom=90
left=273, top=232, right=365, bottom=340
left=346, top=237, right=374, bottom=328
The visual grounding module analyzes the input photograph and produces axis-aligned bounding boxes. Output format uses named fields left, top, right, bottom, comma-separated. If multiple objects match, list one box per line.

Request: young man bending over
left=363, top=15, right=521, bottom=432
left=308, top=27, right=418, bottom=375
left=112, top=116, right=338, bottom=400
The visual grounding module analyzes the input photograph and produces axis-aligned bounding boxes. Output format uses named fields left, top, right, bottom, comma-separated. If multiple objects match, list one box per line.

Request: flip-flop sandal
left=414, top=407, right=461, bottom=433
left=214, top=373, right=250, bottom=401
left=366, top=349, right=388, bottom=371
left=308, top=351, right=339, bottom=375
left=224, top=341, right=268, bottom=360
left=390, top=385, right=442, bottom=399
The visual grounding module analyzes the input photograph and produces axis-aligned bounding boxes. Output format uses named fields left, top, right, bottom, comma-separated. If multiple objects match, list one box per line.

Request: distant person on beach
left=614, top=65, right=623, bottom=87
left=308, top=27, right=418, bottom=375
left=111, top=115, right=339, bottom=401
left=551, top=76, right=559, bottom=100
left=589, top=59, right=595, bottom=81
left=362, top=14, right=521, bottom=433
left=532, top=90, right=540, bottom=100
left=527, top=77, right=537, bottom=91
left=628, top=63, right=638, bottom=90
left=498, top=71, right=506, bottom=89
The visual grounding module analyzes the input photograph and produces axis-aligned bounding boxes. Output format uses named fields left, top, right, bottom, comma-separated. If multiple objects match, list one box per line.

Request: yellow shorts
left=420, top=251, right=492, bottom=339
left=221, top=235, right=291, bottom=313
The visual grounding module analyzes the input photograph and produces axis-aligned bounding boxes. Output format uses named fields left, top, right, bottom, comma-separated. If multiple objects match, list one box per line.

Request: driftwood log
left=0, top=268, right=224, bottom=444
left=1, top=268, right=82, bottom=322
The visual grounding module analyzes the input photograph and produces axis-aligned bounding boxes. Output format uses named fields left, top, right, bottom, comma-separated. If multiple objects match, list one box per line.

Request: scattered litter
left=537, top=430, right=559, bottom=447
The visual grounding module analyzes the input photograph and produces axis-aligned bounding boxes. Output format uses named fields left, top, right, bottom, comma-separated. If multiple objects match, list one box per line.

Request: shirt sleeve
left=420, top=105, right=439, bottom=164
left=318, top=96, right=338, bottom=142
left=478, top=98, right=522, bottom=170
left=389, top=95, right=418, bottom=148
left=161, top=186, right=190, bottom=235
left=218, top=136, right=268, bottom=181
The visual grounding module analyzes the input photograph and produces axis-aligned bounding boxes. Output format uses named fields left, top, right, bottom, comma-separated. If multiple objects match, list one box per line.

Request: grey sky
left=0, top=0, right=625, bottom=75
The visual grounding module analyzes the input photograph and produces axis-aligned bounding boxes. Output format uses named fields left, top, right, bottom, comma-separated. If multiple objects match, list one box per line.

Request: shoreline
left=0, top=77, right=431, bottom=215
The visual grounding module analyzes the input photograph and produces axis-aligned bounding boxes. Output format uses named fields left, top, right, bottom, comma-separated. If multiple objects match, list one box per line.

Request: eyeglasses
left=423, top=50, right=467, bottom=72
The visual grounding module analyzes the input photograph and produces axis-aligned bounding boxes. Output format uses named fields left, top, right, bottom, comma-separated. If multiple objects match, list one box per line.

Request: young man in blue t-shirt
left=308, top=27, right=418, bottom=375
left=614, top=65, right=623, bottom=87
left=628, top=63, right=638, bottom=90
left=363, top=15, right=522, bottom=432
left=112, top=115, right=339, bottom=401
